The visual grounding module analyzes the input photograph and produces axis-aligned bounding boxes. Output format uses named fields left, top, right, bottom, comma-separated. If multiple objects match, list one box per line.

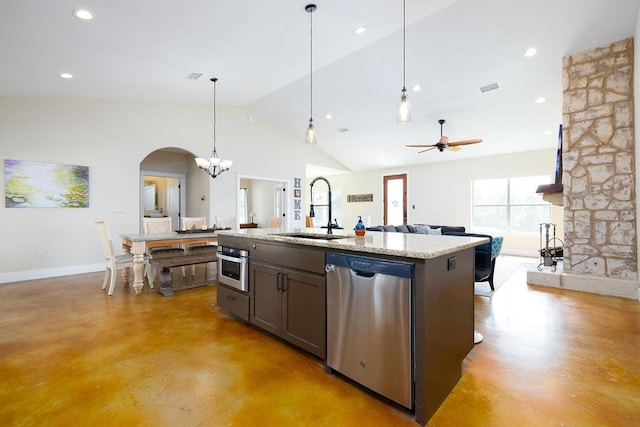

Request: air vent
left=186, top=72, right=203, bottom=80
left=337, top=127, right=349, bottom=133
left=480, top=82, right=501, bottom=93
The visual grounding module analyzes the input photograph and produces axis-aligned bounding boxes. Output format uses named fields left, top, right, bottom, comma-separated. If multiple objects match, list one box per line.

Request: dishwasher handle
left=326, top=262, right=376, bottom=278
left=353, top=269, right=375, bottom=278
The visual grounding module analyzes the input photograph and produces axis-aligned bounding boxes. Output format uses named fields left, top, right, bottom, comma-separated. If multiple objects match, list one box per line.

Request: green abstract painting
left=5, top=159, right=89, bottom=208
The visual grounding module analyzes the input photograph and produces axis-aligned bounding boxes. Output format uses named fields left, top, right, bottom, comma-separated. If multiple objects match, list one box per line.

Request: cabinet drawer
left=217, top=284, right=249, bottom=321
left=250, top=242, right=325, bottom=274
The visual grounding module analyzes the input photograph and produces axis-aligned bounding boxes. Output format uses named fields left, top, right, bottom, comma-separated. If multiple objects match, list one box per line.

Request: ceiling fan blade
left=418, top=147, right=437, bottom=153
left=446, top=145, right=462, bottom=152
left=448, top=138, right=483, bottom=146
left=405, top=144, right=435, bottom=148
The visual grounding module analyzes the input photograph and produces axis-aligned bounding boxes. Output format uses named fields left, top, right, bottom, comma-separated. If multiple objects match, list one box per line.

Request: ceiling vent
left=186, top=72, right=203, bottom=80
left=337, top=127, right=349, bottom=133
left=480, top=82, right=501, bottom=93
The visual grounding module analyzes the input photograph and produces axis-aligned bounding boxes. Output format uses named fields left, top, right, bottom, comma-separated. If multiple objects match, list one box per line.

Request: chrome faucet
left=309, top=176, right=333, bottom=234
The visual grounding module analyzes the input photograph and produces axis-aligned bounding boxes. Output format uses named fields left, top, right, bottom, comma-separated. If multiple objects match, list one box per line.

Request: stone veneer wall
left=563, top=38, right=636, bottom=280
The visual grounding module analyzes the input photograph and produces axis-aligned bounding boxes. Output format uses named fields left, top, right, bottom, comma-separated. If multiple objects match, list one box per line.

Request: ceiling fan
left=406, top=119, right=483, bottom=153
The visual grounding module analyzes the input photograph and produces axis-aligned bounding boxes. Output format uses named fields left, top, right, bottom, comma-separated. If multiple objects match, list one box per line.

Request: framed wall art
left=4, top=159, right=89, bottom=208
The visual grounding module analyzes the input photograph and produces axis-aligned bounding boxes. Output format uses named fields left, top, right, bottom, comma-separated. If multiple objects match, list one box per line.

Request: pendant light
left=397, top=0, right=412, bottom=123
left=195, top=77, right=233, bottom=178
left=305, top=4, right=318, bottom=145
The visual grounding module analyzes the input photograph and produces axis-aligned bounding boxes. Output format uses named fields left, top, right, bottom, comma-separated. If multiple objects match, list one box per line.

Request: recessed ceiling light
left=59, top=73, right=73, bottom=79
left=412, top=85, right=421, bottom=92
left=524, top=47, right=537, bottom=57
left=535, top=97, right=546, bottom=104
left=72, top=9, right=94, bottom=20
left=325, top=114, right=333, bottom=119
left=354, top=26, right=366, bottom=34
left=543, top=130, right=553, bottom=135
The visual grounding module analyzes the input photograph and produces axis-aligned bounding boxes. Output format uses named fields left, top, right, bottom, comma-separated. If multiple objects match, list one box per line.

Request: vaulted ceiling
left=1, top=0, right=638, bottom=173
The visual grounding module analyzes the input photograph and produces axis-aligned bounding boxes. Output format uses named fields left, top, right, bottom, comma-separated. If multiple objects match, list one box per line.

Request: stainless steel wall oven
left=217, top=246, right=249, bottom=292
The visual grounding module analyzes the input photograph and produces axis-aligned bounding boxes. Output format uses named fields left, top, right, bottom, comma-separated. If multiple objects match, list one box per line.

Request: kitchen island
left=215, top=227, right=487, bottom=425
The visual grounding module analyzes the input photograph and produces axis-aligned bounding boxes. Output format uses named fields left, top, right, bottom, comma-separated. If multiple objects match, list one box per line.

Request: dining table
left=120, top=230, right=220, bottom=293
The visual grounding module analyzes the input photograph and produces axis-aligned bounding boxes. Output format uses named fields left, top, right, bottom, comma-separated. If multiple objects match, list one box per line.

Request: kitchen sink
left=270, top=232, right=350, bottom=240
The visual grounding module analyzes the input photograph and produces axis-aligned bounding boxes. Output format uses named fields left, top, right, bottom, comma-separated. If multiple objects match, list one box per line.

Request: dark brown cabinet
left=217, top=284, right=249, bottom=321
left=250, top=243, right=326, bottom=359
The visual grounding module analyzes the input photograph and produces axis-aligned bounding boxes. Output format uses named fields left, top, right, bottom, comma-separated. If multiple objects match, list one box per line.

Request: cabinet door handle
left=281, top=274, right=287, bottom=292
left=276, top=273, right=281, bottom=291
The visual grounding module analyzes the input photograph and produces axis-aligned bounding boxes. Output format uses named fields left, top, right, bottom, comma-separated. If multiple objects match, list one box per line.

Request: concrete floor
left=0, top=260, right=639, bottom=426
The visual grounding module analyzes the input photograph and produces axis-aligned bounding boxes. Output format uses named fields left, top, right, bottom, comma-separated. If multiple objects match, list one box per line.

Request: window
left=472, top=176, right=550, bottom=233
left=311, top=190, right=342, bottom=228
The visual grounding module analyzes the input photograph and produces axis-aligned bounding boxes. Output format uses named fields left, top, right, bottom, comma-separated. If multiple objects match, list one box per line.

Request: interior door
left=274, top=184, right=286, bottom=220
left=140, top=171, right=185, bottom=232
left=383, top=174, right=407, bottom=225
left=166, top=178, right=181, bottom=230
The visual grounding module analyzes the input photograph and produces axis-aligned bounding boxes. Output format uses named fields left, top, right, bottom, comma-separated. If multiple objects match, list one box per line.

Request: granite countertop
left=216, top=227, right=487, bottom=260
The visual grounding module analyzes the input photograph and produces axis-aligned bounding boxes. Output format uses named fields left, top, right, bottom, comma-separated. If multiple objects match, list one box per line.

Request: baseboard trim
left=0, top=264, right=105, bottom=284
left=527, top=269, right=639, bottom=300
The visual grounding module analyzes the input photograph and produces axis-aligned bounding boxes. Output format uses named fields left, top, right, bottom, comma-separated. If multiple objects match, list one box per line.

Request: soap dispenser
left=354, top=216, right=366, bottom=236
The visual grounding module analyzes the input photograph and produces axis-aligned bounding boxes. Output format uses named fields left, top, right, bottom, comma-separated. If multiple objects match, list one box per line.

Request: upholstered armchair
left=444, top=232, right=503, bottom=291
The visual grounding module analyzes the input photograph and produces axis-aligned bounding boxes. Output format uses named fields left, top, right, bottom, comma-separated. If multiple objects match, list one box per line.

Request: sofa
left=367, top=225, right=503, bottom=291
left=367, top=224, right=466, bottom=235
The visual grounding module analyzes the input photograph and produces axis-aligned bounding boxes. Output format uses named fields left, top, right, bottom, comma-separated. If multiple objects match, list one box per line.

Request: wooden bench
left=150, top=252, right=218, bottom=296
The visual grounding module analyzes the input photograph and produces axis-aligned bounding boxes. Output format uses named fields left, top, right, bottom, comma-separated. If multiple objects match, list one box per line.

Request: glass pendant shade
left=195, top=157, right=209, bottom=169
left=397, top=90, right=412, bottom=123
left=305, top=119, right=317, bottom=145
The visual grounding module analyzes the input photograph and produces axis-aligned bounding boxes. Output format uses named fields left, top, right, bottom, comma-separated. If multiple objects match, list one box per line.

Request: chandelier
left=195, top=77, right=232, bottom=178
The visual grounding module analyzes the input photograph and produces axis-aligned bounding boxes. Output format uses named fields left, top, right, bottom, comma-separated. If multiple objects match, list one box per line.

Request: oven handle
left=217, top=253, right=248, bottom=264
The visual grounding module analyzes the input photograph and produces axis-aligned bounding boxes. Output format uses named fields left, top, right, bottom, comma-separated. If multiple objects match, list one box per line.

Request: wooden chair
left=215, top=216, right=236, bottom=229
left=95, top=219, right=148, bottom=296
left=143, top=217, right=186, bottom=283
left=268, top=217, right=283, bottom=228
left=182, top=216, right=207, bottom=231
left=180, top=216, right=218, bottom=277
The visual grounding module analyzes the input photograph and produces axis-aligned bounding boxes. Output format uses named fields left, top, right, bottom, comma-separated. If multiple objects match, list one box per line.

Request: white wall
left=0, top=95, right=567, bottom=280
left=323, top=149, right=562, bottom=256
left=0, top=96, right=342, bottom=282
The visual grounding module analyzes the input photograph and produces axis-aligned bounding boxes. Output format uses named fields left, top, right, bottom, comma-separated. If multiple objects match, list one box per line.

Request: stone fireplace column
left=561, top=37, right=638, bottom=296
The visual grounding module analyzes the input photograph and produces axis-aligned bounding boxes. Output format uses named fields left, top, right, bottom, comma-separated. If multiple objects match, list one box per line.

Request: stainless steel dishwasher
left=325, top=252, right=414, bottom=409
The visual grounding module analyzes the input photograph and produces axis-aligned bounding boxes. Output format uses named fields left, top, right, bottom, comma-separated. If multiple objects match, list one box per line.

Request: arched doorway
left=139, top=147, right=208, bottom=231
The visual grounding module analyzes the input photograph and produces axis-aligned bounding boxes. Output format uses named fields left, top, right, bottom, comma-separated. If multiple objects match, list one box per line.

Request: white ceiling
left=1, top=0, right=638, bottom=173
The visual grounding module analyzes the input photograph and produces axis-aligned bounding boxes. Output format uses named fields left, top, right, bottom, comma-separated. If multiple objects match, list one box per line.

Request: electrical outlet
left=447, top=257, right=456, bottom=271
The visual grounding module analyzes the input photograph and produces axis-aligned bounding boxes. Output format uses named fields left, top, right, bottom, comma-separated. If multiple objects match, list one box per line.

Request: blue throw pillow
left=413, top=225, right=429, bottom=234
left=395, top=225, right=410, bottom=233
left=426, top=227, right=442, bottom=235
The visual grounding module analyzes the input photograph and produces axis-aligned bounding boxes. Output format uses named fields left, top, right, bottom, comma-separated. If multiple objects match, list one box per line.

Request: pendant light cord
left=309, top=6, right=314, bottom=121
left=402, top=0, right=406, bottom=92
left=211, top=77, right=217, bottom=158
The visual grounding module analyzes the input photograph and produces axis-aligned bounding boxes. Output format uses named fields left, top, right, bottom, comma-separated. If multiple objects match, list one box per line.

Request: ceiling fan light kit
left=405, top=119, right=483, bottom=154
